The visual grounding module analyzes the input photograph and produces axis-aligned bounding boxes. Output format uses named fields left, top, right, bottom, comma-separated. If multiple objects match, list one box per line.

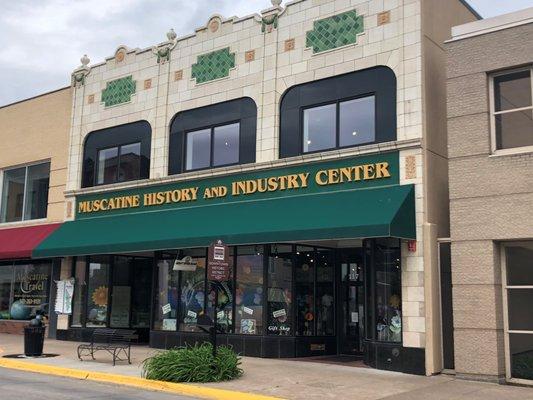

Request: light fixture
left=307, top=140, right=312, bottom=145
left=352, top=131, right=358, bottom=136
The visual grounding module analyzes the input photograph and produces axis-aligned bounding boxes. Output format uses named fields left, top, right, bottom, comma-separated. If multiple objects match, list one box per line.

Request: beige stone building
left=447, top=7, right=533, bottom=383
left=0, top=0, right=481, bottom=376
left=0, top=87, right=72, bottom=334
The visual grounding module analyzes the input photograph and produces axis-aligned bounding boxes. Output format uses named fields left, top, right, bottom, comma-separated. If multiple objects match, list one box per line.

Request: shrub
left=142, top=343, right=243, bottom=383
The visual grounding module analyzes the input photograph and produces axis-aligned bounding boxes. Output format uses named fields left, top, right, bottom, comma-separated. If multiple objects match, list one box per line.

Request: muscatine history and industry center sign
left=76, top=152, right=400, bottom=218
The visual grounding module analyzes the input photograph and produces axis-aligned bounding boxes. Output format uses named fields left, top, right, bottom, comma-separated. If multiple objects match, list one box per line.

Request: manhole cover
left=2, top=353, right=59, bottom=359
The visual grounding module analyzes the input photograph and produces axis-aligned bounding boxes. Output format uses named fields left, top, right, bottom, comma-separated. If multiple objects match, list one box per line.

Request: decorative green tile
left=101, top=76, right=136, bottom=107
left=306, top=10, right=364, bottom=54
left=192, top=48, right=235, bottom=84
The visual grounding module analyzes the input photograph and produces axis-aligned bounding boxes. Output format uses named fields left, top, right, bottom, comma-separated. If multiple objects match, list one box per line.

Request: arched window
left=168, top=98, right=257, bottom=175
left=82, top=121, right=151, bottom=188
left=279, top=66, right=397, bottom=158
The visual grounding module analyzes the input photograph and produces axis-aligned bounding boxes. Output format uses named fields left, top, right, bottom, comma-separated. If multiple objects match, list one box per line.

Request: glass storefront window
left=0, top=264, right=13, bottom=319
left=267, top=245, right=293, bottom=336
left=71, top=258, right=87, bottom=327
left=374, top=239, right=401, bottom=342
left=86, top=256, right=110, bottom=327
left=179, top=249, right=207, bottom=332
left=296, top=246, right=315, bottom=336
left=236, top=246, right=264, bottom=335
left=207, top=248, right=234, bottom=333
left=118, top=142, right=141, bottom=182
left=316, top=248, right=335, bottom=336
left=12, top=263, right=51, bottom=320
left=97, top=147, right=119, bottom=185
left=153, top=256, right=179, bottom=331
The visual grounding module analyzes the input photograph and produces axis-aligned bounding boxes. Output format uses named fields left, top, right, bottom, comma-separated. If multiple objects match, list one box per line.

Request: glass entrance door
left=338, top=249, right=365, bottom=355
left=109, top=256, right=153, bottom=341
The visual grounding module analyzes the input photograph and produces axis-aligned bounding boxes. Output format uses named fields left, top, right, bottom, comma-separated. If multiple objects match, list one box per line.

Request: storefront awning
left=0, top=223, right=62, bottom=260
left=33, top=185, right=415, bottom=258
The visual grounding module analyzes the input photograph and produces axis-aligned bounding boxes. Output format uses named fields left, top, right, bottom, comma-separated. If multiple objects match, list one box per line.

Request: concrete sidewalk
left=1, top=333, right=532, bottom=400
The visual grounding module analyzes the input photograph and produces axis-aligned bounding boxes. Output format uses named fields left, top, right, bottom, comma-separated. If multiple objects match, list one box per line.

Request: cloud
left=0, top=0, right=268, bottom=105
left=0, top=0, right=530, bottom=106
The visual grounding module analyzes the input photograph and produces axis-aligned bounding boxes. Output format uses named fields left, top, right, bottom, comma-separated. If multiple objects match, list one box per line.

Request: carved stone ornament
left=72, top=54, right=91, bottom=88
left=209, top=18, right=220, bottom=33
left=261, top=14, right=279, bottom=33
left=152, top=29, right=178, bottom=64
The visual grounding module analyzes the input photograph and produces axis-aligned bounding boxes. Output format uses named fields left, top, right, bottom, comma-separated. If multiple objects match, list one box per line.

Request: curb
left=0, top=358, right=284, bottom=400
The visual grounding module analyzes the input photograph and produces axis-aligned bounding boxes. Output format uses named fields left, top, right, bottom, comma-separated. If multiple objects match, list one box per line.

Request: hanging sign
left=173, top=256, right=198, bottom=271
left=207, top=240, right=230, bottom=281
left=54, top=278, right=75, bottom=315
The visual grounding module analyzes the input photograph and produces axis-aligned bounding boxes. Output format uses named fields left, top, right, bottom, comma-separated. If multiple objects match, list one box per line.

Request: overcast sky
left=0, top=0, right=531, bottom=106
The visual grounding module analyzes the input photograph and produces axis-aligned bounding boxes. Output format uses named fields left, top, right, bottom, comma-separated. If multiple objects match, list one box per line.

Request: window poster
left=55, top=278, right=75, bottom=315
left=240, top=318, right=256, bottom=334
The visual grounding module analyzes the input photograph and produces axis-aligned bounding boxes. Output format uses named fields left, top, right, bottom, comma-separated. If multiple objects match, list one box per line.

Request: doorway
left=338, top=248, right=365, bottom=355
left=109, top=256, right=152, bottom=341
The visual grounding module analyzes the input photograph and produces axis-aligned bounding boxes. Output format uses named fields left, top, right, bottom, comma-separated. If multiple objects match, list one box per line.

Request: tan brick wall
left=447, top=22, right=533, bottom=381
left=0, top=88, right=72, bottom=227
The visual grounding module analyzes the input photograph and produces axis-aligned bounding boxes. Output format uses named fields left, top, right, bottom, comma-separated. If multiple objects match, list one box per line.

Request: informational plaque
left=207, top=240, right=230, bottom=281
left=55, top=278, right=75, bottom=315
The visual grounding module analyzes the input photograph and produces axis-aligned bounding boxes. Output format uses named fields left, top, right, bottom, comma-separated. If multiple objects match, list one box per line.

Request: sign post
left=207, top=240, right=230, bottom=357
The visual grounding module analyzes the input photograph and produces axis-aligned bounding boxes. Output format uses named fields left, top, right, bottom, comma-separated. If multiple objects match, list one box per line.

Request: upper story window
left=169, top=98, right=257, bottom=175
left=82, top=121, right=151, bottom=188
left=490, top=67, right=533, bottom=153
left=186, top=122, right=240, bottom=171
left=0, top=162, right=50, bottom=223
left=303, top=96, right=376, bottom=153
left=279, top=66, right=396, bottom=158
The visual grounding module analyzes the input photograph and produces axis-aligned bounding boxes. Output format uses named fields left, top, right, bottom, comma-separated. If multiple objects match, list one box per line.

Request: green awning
left=33, top=184, right=415, bottom=258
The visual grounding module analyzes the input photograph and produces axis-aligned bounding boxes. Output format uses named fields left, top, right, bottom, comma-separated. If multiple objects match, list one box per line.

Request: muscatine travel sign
left=75, top=152, right=400, bottom=219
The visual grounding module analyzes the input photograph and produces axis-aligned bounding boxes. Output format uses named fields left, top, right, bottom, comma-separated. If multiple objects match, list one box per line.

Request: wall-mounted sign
left=208, top=240, right=230, bottom=282
left=173, top=256, right=198, bottom=271
left=75, top=152, right=399, bottom=219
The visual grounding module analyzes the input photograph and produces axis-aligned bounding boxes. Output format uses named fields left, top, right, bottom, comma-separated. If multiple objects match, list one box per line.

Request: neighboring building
left=0, top=87, right=72, bottom=335
left=0, top=0, right=479, bottom=376
left=447, top=8, right=533, bottom=383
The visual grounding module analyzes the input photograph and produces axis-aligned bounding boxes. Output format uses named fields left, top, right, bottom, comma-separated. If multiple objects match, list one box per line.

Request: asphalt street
left=0, top=367, right=197, bottom=400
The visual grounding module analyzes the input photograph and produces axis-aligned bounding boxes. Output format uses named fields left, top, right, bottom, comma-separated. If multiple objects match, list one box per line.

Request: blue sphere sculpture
left=10, top=300, right=31, bottom=320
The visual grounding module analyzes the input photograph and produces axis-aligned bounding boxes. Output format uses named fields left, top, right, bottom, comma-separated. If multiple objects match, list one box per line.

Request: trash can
left=24, top=326, right=45, bottom=357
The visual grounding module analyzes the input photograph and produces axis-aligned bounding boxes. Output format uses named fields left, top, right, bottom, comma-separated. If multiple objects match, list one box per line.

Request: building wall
left=0, top=88, right=72, bottom=226
left=62, top=0, right=474, bottom=372
left=447, top=22, right=533, bottom=381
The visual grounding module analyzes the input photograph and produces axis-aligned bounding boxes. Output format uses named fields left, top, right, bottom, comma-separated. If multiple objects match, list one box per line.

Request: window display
left=236, top=246, right=263, bottom=335
left=374, top=239, right=401, bottom=342
left=267, top=245, right=292, bottom=335
left=316, top=248, right=335, bottom=336
left=0, top=262, right=51, bottom=321
left=86, top=256, right=110, bottom=327
left=153, top=256, right=179, bottom=331
left=296, top=246, right=315, bottom=336
left=207, top=248, right=234, bottom=333
left=179, top=249, right=207, bottom=331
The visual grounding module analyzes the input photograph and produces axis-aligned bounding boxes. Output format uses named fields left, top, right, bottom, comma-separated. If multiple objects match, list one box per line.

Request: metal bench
left=77, top=328, right=137, bottom=365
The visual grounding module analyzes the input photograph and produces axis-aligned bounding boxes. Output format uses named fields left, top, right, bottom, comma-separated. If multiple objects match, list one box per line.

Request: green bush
left=142, top=343, right=243, bottom=383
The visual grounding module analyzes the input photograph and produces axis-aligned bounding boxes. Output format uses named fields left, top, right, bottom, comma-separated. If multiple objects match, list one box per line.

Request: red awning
left=0, top=223, right=61, bottom=260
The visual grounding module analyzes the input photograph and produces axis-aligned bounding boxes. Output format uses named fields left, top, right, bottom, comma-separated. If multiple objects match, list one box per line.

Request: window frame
left=501, top=241, right=533, bottom=384
left=184, top=120, right=241, bottom=172
left=489, top=65, right=533, bottom=156
left=81, top=120, right=152, bottom=188
left=300, top=93, right=376, bottom=155
left=95, top=140, right=142, bottom=186
left=0, top=160, right=51, bottom=224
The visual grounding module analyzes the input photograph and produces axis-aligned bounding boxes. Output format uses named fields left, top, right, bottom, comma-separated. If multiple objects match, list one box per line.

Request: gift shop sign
left=75, top=152, right=399, bottom=219
left=207, top=240, right=230, bottom=282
